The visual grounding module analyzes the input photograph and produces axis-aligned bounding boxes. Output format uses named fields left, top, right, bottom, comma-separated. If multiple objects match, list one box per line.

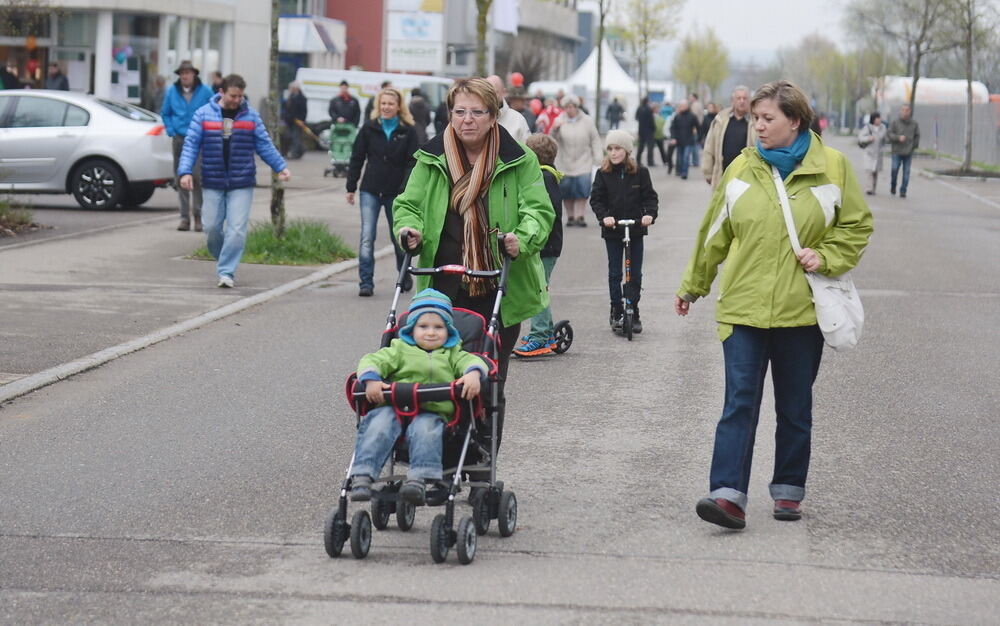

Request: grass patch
left=0, top=197, right=38, bottom=236
left=190, top=219, right=355, bottom=265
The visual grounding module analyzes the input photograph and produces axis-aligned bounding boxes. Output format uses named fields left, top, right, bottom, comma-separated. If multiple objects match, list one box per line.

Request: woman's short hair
left=446, top=78, right=500, bottom=118
left=562, top=95, right=581, bottom=108
left=870, top=111, right=881, bottom=124
left=525, top=133, right=558, bottom=166
left=750, top=80, right=813, bottom=131
left=369, top=87, right=415, bottom=126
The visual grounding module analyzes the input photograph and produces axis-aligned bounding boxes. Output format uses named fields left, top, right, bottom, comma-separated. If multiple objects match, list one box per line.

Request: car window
left=64, top=104, right=90, bottom=126
left=96, top=99, right=157, bottom=122
left=8, top=96, right=71, bottom=128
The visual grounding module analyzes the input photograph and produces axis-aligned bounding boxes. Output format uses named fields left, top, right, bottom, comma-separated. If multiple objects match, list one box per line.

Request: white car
left=0, top=90, right=174, bottom=209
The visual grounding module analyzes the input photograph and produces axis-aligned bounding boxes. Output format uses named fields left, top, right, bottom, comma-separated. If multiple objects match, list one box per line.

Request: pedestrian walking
left=144, top=75, right=166, bottom=114
left=328, top=79, right=361, bottom=127
left=44, top=62, right=69, bottom=90
left=550, top=95, right=603, bottom=227
left=606, top=97, right=624, bottom=130
left=674, top=80, right=874, bottom=530
left=178, top=74, right=291, bottom=288
left=393, top=77, right=555, bottom=451
left=282, top=81, right=308, bottom=159
left=688, top=94, right=704, bottom=167
left=486, top=75, right=530, bottom=143
left=858, top=112, right=887, bottom=195
left=346, top=86, right=419, bottom=297
left=433, top=98, right=449, bottom=135
left=160, top=60, right=215, bottom=231
left=408, top=87, right=432, bottom=145
left=887, top=104, right=919, bottom=198
left=591, top=129, right=658, bottom=333
left=635, top=97, right=655, bottom=167
left=534, top=98, right=563, bottom=135
left=652, top=103, right=670, bottom=170
left=669, top=100, right=700, bottom=180
left=702, top=86, right=756, bottom=188
left=701, top=103, right=718, bottom=146
left=508, top=87, right=535, bottom=133
left=210, top=71, right=224, bottom=93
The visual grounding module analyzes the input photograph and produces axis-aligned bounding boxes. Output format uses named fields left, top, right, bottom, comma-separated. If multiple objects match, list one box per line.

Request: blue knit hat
left=399, top=288, right=460, bottom=348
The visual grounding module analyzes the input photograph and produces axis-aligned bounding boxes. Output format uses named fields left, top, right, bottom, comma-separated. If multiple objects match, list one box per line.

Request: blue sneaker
left=513, top=338, right=552, bottom=357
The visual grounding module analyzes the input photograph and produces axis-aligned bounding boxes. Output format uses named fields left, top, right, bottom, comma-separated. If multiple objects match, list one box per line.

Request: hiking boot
left=696, top=497, right=746, bottom=529
left=399, top=479, right=426, bottom=505
left=177, top=219, right=190, bottom=231
left=350, top=475, right=373, bottom=502
left=513, top=338, right=552, bottom=357
left=773, top=499, right=802, bottom=521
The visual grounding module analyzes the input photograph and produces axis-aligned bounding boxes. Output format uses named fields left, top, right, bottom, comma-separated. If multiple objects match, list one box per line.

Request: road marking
left=933, top=178, right=1000, bottom=211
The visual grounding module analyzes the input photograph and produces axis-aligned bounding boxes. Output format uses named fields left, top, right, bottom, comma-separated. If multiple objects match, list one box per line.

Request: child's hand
left=602, top=217, right=615, bottom=228
left=365, top=380, right=389, bottom=404
left=641, top=215, right=653, bottom=227
left=459, top=371, right=481, bottom=400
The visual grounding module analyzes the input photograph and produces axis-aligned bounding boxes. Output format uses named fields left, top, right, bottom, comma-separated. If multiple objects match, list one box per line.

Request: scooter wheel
left=552, top=320, right=573, bottom=354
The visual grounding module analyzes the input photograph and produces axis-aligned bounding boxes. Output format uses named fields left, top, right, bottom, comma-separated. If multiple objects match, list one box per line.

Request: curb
left=0, top=244, right=394, bottom=406
left=919, top=168, right=1000, bottom=184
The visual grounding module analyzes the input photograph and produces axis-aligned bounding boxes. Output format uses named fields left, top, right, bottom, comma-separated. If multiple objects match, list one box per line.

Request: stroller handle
left=352, top=381, right=468, bottom=403
left=409, top=264, right=501, bottom=279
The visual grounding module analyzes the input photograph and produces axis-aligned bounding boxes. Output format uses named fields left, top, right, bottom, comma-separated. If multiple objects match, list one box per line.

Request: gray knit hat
left=605, top=129, right=634, bottom=153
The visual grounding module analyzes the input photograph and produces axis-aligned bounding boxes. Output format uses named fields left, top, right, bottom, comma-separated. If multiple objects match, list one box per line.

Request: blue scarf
left=756, top=130, right=811, bottom=180
left=380, top=115, right=399, bottom=141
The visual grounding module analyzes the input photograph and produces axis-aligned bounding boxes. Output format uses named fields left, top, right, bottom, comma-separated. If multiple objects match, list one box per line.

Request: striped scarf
left=443, top=123, right=501, bottom=296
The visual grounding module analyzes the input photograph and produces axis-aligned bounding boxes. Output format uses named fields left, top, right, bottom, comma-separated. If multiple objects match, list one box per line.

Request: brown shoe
left=773, top=499, right=802, bottom=521
left=193, top=218, right=203, bottom=232
left=177, top=219, right=190, bottom=231
left=696, top=497, right=746, bottom=529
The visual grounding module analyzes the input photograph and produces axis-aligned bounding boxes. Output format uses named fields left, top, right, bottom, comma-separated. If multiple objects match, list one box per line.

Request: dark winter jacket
left=540, top=165, right=563, bottom=258
left=589, top=163, right=659, bottom=240
left=434, top=100, right=449, bottom=134
left=409, top=95, right=431, bottom=145
left=328, top=94, right=361, bottom=126
left=178, top=94, right=287, bottom=190
left=160, top=79, right=214, bottom=137
left=283, top=92, right=307, bottom=125
left=636, top=105, right=655, bottom=139
left=887, top=116, right=920, bottom=155
left=346, top=117, right=419, bottom=196
left=700, top=111, right=716, bottom=145
left=670, top=110, right=700, bottom=147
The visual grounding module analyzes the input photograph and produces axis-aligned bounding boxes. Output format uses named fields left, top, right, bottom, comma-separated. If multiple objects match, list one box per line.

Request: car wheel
left=71, top=159, right=126, bottom=209
left=122, top=182, right=156, bottom=207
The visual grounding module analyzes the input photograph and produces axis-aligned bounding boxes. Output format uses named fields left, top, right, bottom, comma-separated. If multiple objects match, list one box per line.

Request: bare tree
left=268, top=0, right=285, bottom=237
left=615, top=0, right=683, bottom=98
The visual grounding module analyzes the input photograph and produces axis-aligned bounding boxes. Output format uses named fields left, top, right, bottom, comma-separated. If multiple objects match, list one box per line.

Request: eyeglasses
left=451, top=108, right=490, bottom=119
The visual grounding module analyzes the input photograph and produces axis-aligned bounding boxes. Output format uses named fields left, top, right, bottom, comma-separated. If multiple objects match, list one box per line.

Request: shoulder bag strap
left=771, top=165, right=803, bottom=256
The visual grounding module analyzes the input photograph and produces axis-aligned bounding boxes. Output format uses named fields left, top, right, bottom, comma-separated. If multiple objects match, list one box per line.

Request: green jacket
left=678, top=132, right=874, bottom=335
left=358, top=338, right=488, bottom=421
left=392, top=129, right=556, bottom=327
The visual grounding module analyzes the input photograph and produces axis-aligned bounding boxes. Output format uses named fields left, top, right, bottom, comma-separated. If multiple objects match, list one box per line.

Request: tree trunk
left=910, top=49, right=922, bottom=111
left=595, top=4, right=605, bottom=132
left=962, top=1, right=974, bottom=172
left=268, top=0, right=285, bottom=237
left=476, top=0, right=491, bottom=77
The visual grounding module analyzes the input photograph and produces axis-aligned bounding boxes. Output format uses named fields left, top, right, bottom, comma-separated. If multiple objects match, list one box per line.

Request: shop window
left=58, top=13, right=96, bottom=47
left=8, top=96, right=86, bottom=128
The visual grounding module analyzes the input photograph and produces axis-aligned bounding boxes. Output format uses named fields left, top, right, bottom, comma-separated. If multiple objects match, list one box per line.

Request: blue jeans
left=350, top=405, right=444, bottom=481
left=690, top=141, right=701, bottom=167
left=605, top=236, right=643, bottom=307
left=675, top=144, right=692, bottom=177
left=709, top=325, right=824, bottom=510
left=202, top=187, right=254, bottom=279
left=890, top=153, right=912, bottom=194
left=527, top=256, right=558, bottom=341
left=359, top=191, right=404, bottom=289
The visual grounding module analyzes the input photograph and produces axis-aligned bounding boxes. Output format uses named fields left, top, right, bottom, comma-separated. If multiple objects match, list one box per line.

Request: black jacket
left=700, top=112, right=716, bottom=145
left=670, top=110, right=700, bottom=146
left=540, top=167, right=563, bottom=258
left=283, top=92, right=307, bottom=125
left=328, top=94, right=360, bottom=126
left=636, top=105, right=655, bottom=139
left=589, top=163, right=659, bottom=240
left=434, top=100, right=449, bottom=134
left=408, top=95, right=431, bottom=145
left=346, top=119, right=418, bottom=196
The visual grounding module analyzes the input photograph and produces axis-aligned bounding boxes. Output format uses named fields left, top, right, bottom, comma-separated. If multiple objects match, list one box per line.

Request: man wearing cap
left=160, top=60, right=214, bottom=231
left=328, top=79, right=360, bottom=127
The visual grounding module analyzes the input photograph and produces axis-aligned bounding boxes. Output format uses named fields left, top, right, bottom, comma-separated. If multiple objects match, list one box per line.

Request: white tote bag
left=771, top=166, right=864, bottom=351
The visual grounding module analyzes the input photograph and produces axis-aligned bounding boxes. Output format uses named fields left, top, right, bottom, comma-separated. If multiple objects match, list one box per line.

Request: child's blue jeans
left=351, top=405, right=444, bottom=481
left=605, top=236, right=644, bottom=306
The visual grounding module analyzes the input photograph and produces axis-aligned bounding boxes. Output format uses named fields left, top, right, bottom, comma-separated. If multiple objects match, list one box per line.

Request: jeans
left=172, top=135, right=202, bottom=220
left=690, top=141, right=701, bottom=167
left=675, top=144, right=692, bottom=178
left=890, top=153, right=912, bottom=194
left=605, top=236, right=644, bottom=307
left=351, top=406, right=444, bottom=481
left=527, top=256, right=558, bottom=342
left=202, top=187, right=254, bottom=279
left=358, top=191, right=404, bottom=289
left=709, top=324, right=824, bottom=510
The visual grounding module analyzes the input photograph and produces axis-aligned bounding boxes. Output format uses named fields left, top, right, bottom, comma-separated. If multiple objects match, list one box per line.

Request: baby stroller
left=322, top=122, right=357, bottom=177
left=323, top=235, right=518, bottom=565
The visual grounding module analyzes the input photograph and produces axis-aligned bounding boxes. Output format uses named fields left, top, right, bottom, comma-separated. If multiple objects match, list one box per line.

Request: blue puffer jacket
left=160, top=80, right=214, bottom=137
left=177, top=94, right=287, bottom=190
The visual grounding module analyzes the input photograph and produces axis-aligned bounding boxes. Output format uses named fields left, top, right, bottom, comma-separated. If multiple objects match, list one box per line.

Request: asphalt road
left=1, top=137, right=998, bottom=623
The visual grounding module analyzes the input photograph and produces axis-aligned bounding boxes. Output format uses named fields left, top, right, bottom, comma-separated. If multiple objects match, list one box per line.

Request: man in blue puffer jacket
left=178, top=74, right=291, bottom=288
left=160, top=61, right=214, bottom=231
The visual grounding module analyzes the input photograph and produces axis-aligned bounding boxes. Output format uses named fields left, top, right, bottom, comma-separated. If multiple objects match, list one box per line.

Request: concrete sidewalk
left=0, top=151, right=394, bottom=396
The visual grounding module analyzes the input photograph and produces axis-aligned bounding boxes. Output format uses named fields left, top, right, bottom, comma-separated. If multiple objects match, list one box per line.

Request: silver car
left=0, top=90, right=174, bottom=209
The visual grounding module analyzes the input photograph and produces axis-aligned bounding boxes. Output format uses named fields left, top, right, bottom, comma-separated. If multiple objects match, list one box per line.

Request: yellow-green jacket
left=678, top=132, right=874, bottom=334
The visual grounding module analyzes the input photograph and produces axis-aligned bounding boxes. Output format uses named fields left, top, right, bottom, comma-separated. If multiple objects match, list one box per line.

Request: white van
left=294, top=67, right=453, bottom=128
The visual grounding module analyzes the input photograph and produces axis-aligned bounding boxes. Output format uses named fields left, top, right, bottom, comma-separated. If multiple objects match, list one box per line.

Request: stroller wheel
left=371, top=497, right=391, bottom=530
left=498, top=490, right=518, bottom=537
left=470, top=488, right=491, bottom=535
left=350, top=509, right=372, bottom=559
left=430, top=513, right=450, bottom=563
left=396, top=500, right=416, bottom=531
left=456, top=516, right=478, bottom=565
left=552, top=320, right=573, bottom=354
left=323, top=507, right=347, bottom=558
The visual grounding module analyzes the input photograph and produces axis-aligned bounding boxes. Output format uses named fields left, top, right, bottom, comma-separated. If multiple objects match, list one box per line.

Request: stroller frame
left=324, top=234, right=518, bottom=565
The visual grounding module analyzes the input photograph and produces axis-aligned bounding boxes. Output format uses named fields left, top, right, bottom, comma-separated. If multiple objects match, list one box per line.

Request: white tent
left=530, top=40, right=641, bottom=131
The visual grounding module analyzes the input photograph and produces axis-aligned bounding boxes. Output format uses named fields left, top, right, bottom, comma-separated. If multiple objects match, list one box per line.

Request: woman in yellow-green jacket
left=674, top=81, right=874, bottom=530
